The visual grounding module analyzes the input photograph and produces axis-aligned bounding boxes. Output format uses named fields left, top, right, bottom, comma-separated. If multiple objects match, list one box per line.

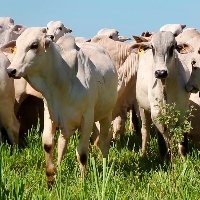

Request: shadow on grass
left=109, top=130, right=171, bottom=180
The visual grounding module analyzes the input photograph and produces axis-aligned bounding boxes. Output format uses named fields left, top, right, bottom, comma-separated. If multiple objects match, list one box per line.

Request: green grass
left=1, top=123, right=200, bottom=200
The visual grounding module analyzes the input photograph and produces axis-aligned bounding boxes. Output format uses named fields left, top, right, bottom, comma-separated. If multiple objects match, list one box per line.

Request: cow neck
left=157, top=56, right=180, bottom=104
left=117, top=53, right=139, bottom=97
left=115, top=42, right=130, bottom=69
left=99, top=39, right=130, bottom=70
left=165, top=55, right=181, bottom=97
left=152, top=78, right=167, bottom=107
left=27, top=44, right=74, bottom=104
left=151, top=56, right=178, bottom=106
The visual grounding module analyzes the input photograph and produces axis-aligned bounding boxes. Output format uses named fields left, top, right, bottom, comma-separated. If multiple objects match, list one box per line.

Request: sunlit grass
left=1, top=122, right=200, bottom=199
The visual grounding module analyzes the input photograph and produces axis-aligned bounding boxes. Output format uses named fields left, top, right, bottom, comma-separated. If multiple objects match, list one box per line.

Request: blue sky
left=1, top=1, right=200, bottom=39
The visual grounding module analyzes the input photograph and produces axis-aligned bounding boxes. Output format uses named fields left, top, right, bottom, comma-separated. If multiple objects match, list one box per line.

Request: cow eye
left=58, top=27, right=62, bottom=30
left=109, top=35, right=113, bottom=39
left=30, top=42, right=38, bottom=49
left=46, top=27, right=49, bottom=30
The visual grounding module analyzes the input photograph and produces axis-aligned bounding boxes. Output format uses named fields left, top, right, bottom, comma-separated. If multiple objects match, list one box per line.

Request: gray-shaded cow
left=181, top=29, right=200, bottom=148
left=130, top=31, right=193, bottom=157
left=0, top=50, right=19, bottom=144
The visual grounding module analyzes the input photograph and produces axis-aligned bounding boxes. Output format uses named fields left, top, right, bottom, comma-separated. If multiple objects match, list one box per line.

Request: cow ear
left=132, top=35, right=149, bottom=43
left=141, top=31, right=153, bottom=37
left=64, top=27, right=72, bottom=33
left=86, top=39, right=91, bottom=42
left=128, top=42, right=151, bottom=54
left=176, top=43, right=194, bottom=54
left=181, top=24, right=186, bottom=29
left=41, top=27, right=47, bottom=34
left=11, top=25, right=26, bottom=34
left=1, top=40, right=17, bottom=54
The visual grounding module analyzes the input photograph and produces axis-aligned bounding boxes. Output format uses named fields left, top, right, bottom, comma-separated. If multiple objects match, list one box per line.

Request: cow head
left=129, top=31, right=193, bottom=79
left=0, top=17, right=26, bottom=46
left=185, top=48, right=200, bottom=93
left=46, top=21, right=72, bottom=42
left=159, top=24, right=186, bottom=37
left=97, top=28, right=131, bottom=42
left=6, top=27, right=52, bottom=79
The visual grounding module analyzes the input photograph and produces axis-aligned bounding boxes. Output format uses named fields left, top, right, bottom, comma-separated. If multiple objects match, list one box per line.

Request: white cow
left=186, top=57, right=200, bottom=91
left=89, top=35, right=140, bottom=142
left=46, top=21, right=72, bottom=42
left=41, top=22, right=137, bottom=139
left=6, top=27, right=118, bottom=187
left=159, top=23, right=186, bottom=36
left=0, top=50, right=19, bottom=144
left=0, top=17, right=26, bottom=47
left=133, top=23, right=186, bottom=43
left=129, top=31, right=193, bottom=157
left=75, top=37, right=89, bottom=43
left=97, top=28, right=131, bottom=42
left=179, top=29, right=200, bottom=148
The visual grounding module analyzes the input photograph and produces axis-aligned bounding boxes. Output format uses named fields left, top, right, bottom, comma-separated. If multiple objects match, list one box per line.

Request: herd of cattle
left=1, top=17, right=200, bottom=186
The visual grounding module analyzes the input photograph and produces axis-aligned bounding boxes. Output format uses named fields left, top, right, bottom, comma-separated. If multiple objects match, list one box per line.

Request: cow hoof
left=47, top=176, right=54, bottom=190
left=178, top=143, right=187, bottom=160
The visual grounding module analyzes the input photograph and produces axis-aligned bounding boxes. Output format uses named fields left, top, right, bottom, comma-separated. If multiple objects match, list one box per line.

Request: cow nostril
left=7, top=68, right=16, bottom=77
left=155, top=70, right=168, bottom=79
left=155, top=70, right=159, bottom=77
left=49, top=35, right=54, bottom=40
left=191, top=60, right=196, bottom=66
left=160, top=70, right=168, bottom=76
left=11, top=69, right=16, bottom=75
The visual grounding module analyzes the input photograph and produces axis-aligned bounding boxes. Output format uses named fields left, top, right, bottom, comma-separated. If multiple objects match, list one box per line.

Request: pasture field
left=1, top=122, right=200, bottom=200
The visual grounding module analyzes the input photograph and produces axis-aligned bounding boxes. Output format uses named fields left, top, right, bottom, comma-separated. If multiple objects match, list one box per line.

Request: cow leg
left=140, top=108, right=151, bottom=155
left=4, top=116, right=20, bottom=145
left=14, top=91, right=30, bottom=115
left=1, top=105, right=20, bottom=145
left=151, top=108, right=168, bottom=157
left=178, top=132, right=188, bottom=159
left=98, top=112, right=113, bottom=158
left=90, top=121, right=100, bottom=146
left=112, top=109, right=127, bottom=140
left=57, top=129, right=72, bottom=164
left=76, top=113, right=94, bottom=176
left=129, top=110, right=133, bottom=132
left=155, top=128, right=168, bottom=157
left=129, top=105, right=141, bottom=134
left=0, top=127, right=2, bottom=143
left=42, top=102, right=57, bottom=189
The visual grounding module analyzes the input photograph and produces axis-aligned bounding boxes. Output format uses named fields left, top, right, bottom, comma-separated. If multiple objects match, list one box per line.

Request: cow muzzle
left=7, top=68, right=19, bottom=78
left=46, top=35, right=55, bottom=41
left=185, top=84, right=199, bottom=93
left=155, top=70, right=168, bottom=79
